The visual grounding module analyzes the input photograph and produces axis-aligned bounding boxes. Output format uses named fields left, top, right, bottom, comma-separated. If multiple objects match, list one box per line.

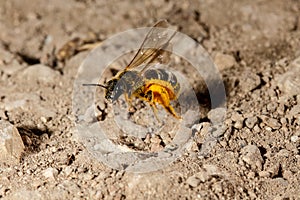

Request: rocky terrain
left=0, top=0, right=300, bottom=199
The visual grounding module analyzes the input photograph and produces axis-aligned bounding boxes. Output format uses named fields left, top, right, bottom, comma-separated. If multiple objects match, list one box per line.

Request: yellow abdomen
left=141, top=79, right=181, bottom=119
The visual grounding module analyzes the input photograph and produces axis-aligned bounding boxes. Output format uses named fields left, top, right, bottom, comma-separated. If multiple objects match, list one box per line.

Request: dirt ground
left=0, top=0, right=300, bottom=199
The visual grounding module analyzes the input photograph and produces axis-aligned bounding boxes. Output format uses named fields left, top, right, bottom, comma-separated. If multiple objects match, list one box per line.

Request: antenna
left=82, top=83, right=108, bottom=89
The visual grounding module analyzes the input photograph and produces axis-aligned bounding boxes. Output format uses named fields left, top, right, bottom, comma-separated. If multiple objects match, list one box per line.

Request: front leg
left=124, top=92, right=136, bottom=114
left=124, top=92, right=132, bottom=107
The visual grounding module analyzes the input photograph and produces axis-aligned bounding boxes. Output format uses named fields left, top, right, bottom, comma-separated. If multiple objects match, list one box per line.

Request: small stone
left=203, top=164, right=221, bottom=176
left=186, top=176, right=201, bottom=187
left=0, top=55, right=24, bottom=75
left=280, top=118, right=287, bottom=124
left=277, top=149, right=290, bottom=157
left=150, top=135, right=161, bottom=144
left=282, top=170, right=293, bottom=181
left=239, top=71, right=261, bottom=92
left=40, top=116, right=52, bottom=123
left=150, top=135, right=163, bottom=152
left=253, top=125, right=261, bottom=133
left=277, top=103, right=285, bottom=115
left=260, top=115, right=281, bottom=130
left=43, top=167, right=58, bottom=180
left=2, top=99, right=27, bottom=111
left=211, top=125, right=226, bottom=138
left=50, top=146, right=57, bottom=153
left=258, top=171, right=270, bottom=177
left=265, top=126, right=272, bottom=131
left=248, top=190, right=257, bottom=199
left=240, top=145, right=263, bottom=171
left=192, top=123, right=202, bottom=133
left=231, top=111, right=243, bottom=122
left=199, top=122, right=212, bottom=136
left=247, top=171, right=255, bottom=179
left=0, top=120, right=25, bottom=164
left=196, top=170, right=210, bottom=183
left=266, top=102, right=278, bottom=112
left=276, top=56, right=300, bottom=96
left=17, top=64, right=60, bottom=84
left=83, top=105, right=98, bottom=123
left=245, top=116, right=258, bottom=129
left=64, top=166, right=73, bottom=177
left=288, top=105, right=300, bottom=117
left=0, top=110, right=7, bottom=120
left=83, top=172, right=94, bottom=181
left=214, top=52, right=236, bottom=71
left=6, top=188, right=42, bottom=200
left=212, top=182, right=222, bottom=193
left=297, top=95, right=300, bottom=104
left=291, top=135, right=299, bottom=142
left=234, top=120, right=243, bottom=129
left=207, top=108, right=226, bottom=124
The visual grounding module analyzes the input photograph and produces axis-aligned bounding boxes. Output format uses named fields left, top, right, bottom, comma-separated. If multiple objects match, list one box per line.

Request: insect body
left=139, top=69, right=180, bottom=119
left=84, top=20, right=181, bottom=120
left=105, top=68, right=181, bottom=119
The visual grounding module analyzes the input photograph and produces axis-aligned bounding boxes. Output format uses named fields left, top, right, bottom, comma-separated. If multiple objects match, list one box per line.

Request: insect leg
left=124, top=93, right=132, bottom=107
left=145, top=90, right=161, bottom=122
left=124, top=92, right=138, bottom=114
left=154, top=87, right=181, bottom=119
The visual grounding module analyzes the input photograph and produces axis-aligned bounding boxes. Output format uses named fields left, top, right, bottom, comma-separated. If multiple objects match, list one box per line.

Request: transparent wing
left=125, top=20, right=176, bottom=73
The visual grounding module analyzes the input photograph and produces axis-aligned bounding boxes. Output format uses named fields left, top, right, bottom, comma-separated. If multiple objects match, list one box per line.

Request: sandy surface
left=0, top=0, right=300, bottom=199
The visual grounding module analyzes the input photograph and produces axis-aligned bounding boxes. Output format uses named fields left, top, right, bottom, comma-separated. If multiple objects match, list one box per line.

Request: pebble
left=1, top=99, right=27, bottom=111
left=64, top=166, right=73, bottom=177
left=203, top=164, right=221, bottom=176
left=291, top=135, right=299, bottom=142
left=0, top=120, right=25, bottom=164
left=282, top=170, right=293, bottom=181
left=266, top=102, right=278, bottom=112
left=186, top=164, right=221, bottom=187
left=275, top=56, right=300, bottom=96
left=186, top=176, right=201, bottom=187
left=5, top=188, right=42, bottom=200
left=17, top=64, right=60, bottom=84
left=43, top=167, right=58, bottom=180
left=207, top=108, right=226, bottom=124
left=258, top=171, right=270, bottom=177
left=260, top=115, right=281, bottom=130
left=245, top=116, right=258, bottom=129
left=287, top=104, right=300, bottom=118
left=253, top=124, right=261, bottom=133
left=240, top=145, right=263, bottom=171
left=231, top=111, right=243, bottom=122
left=213, top=52, right=236, bottom=71
left=0, top=46, right=14, bottom=64
left=212, top=182, right=222, bottom=193
left=277, top=149, right=290, bottom=157
left=83, top=105, right=98, bottom=123
left=191, top=123, right=202, bottom=133
left=233, top=120, right=244, bottom=129
left=297, top=94, right=300, bottom=104
left=276, top=103, right=285, bottom=115
left=0, top=110, right=7, bottom=120
left=239, top=71, right=261, bottom=93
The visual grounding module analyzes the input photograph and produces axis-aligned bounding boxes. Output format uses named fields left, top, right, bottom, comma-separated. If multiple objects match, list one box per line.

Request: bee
left=84, top=20, right=181, bottom=120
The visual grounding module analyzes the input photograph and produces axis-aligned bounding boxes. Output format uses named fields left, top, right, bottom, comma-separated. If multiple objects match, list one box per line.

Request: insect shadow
left=191, top=76, right=228, bottom=123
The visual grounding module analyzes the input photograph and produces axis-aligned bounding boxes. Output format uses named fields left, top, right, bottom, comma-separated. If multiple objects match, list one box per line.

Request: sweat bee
left=84, top=20, right=181, bottom=120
